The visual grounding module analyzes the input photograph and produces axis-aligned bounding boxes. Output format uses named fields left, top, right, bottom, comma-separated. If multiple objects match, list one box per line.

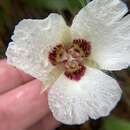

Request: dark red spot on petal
left=48, top=44, right=64, bottom=65
left=73, top=39, right=91, bottom=57
left=64, top=64, right=86, bottom=81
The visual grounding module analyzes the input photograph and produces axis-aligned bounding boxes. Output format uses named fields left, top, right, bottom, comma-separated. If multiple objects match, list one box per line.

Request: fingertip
left=0, top=59, right=34, bottom=94
left=27, top=113, right=60, bottom=130
left=0, top=79, right=49, bottom=130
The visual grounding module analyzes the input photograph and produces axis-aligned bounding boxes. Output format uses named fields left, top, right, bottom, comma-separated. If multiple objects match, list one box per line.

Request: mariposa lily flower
left=6, top=0, right=130, bottom=125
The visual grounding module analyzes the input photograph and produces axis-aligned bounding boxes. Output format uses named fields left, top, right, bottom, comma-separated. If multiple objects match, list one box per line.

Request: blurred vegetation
left=0, top=0, right=130, bottom=130
left=102, top=117, right=130, bottom=130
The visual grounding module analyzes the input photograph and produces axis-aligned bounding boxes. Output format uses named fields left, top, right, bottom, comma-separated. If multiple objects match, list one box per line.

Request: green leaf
left=67, top=0, right=82, bottom=14
left=102, top=117, right=130, bottom=130
left=79, top=0, right=87, bottom=7
left=23, top=0, right=84, bottom=13
left=24, top=0, right=69, bottom=10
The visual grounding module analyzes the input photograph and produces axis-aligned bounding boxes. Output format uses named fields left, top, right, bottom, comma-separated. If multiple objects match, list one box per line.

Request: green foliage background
left=0, top=0, right=130, bottom=130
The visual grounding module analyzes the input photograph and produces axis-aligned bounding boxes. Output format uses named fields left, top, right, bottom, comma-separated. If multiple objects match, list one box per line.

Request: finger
left=0, top=80, right=49, bottom=130
left=41, top=113, right=60, bottom=130
left=0, top=60, right=34, bottom=94
left=27, top=113, right=60, bottom=130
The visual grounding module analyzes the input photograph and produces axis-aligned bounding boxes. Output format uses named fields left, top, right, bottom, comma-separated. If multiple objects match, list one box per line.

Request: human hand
left=0, top=60, right=60, bottom=130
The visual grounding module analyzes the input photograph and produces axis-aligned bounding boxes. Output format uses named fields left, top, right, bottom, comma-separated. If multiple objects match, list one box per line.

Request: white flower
left=6, top=0, right=130, bottom=125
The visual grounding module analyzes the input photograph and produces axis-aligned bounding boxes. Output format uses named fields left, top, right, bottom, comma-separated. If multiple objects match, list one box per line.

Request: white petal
left=91, top=14, right=130, bottom=70
left=71, top=0, right=130, bottom=70
left=6, top=13, right=71, bottom=84
left=87, top=0, right=128, bottom=25
left=71, top=0, right=128, bottom=40
left=48, top=67, right=122, bottom=125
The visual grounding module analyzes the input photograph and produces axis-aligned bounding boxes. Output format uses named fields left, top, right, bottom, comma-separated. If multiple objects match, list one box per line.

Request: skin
left=0, top=60, right=60, bottom=130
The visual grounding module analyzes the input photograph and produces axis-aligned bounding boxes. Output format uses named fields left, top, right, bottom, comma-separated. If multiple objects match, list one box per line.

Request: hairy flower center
left=49, top=39, right=91, bottom=81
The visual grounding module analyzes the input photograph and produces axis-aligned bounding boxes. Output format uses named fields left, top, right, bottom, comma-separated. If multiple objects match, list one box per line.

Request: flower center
left=48, top=39, right=91, bottom=81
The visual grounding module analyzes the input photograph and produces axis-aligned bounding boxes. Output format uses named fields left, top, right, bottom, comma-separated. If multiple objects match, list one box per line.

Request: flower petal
left=48, top=67, right=122, bottom=125
left=71, top=0, right=128, bottom=39
left=91, top=14, right=130, bottom=70
left=93, top=15, right=130, bottom=70
left=6, top=13, right=71, bottom=85
left=71, top=0, right=130, bottom=70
